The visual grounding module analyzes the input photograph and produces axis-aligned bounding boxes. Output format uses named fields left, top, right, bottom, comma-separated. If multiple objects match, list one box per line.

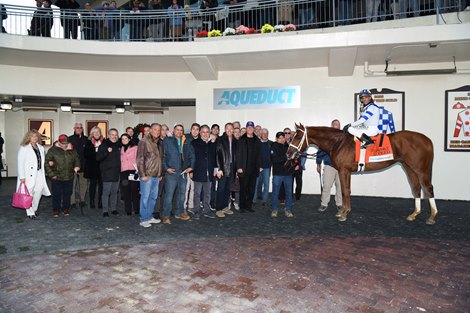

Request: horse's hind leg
left=337, top=171, right=352, bottom=222
left=403, top=164, right=422, bottom=222
left=419, top=174, right=438, bottom=225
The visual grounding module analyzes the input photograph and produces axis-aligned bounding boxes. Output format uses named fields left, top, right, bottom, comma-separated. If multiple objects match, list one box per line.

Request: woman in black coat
left=84, top=126, right=103, bottom=208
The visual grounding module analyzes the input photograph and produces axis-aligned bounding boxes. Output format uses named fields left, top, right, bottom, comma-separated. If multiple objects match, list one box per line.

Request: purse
left=12, top=182, right=33, bottom=209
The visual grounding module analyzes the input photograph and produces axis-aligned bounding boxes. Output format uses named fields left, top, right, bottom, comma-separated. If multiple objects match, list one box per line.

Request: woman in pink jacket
left=120, top=133, right=140, bottom=215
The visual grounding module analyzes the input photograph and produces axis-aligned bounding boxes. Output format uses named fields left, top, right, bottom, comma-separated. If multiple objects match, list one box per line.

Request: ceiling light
left=60, top=103, right=72, bottom=112
left=115, top=105, right=125, bottom=113
left=0, top=101, right=13, bottom=110
left=14, top=97, right=22, bottom=103
left=123, top=101, right=131, bottom=106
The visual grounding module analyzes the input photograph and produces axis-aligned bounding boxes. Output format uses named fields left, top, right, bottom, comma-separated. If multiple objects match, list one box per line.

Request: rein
left=289, top=126, right=317, bottom=159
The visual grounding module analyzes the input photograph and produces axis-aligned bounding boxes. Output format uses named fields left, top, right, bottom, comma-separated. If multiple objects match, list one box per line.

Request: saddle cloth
left=355, top=134, right=394, bottom=163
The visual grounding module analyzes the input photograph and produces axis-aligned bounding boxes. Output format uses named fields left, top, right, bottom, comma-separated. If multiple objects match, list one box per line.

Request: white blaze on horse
left=286, top=123, right=438, bottom=224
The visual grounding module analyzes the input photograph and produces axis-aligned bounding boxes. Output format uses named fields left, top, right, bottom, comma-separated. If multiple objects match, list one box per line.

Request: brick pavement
left=0, top=178, right=469, bottom=313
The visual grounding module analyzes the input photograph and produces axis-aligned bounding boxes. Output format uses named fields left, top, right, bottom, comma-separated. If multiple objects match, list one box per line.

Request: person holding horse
left=316, top=119, right=342, bottom=215
left=343, top=89, right=379, bottom=148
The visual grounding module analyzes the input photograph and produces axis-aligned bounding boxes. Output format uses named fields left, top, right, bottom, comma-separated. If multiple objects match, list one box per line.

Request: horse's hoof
left=335, top=212, right=342, bottom=218
left=406, top=215, right=416, bottom=222
left=337, top=216, right=347, bottom=222
left=426, top=218, right=436, bottom=225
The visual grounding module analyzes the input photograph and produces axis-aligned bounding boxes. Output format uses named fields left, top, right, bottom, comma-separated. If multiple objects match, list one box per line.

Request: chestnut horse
left=287, top=123, right=438, bottom=224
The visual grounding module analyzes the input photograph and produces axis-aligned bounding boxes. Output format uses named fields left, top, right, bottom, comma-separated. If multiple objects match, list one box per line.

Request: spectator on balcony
left=297, top=0, right=315, bottom=29
left=200, top=0, right=218, bottom=31
left=277, top=0, right=293, bottom=24
left=147, top=0, right=164, bottom=41
left=365, top=0, right=380, bottom=22
left=168, top=0, right=184, bottom=41
left=226, top=0, right=244, bottom=29
left=81, top=2, right=98, bottom=40
left=96, top=1, right=112, bottom=40
left=1, top=4, right=7, bottom=33
left=30, top=0, right=54, bottom=37
left=109, top=0, right=122, bottom=40
left=55, top=0, right=80, bottom=39
left=128, top=0, right=147, bottom=41
left=391, top=0, right=419, bottom=19
left=337, top=0, right=353, bottom=25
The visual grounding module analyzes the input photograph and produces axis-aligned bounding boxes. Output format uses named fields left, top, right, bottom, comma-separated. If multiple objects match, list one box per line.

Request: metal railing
left=0, top=1, right=464, bottom=42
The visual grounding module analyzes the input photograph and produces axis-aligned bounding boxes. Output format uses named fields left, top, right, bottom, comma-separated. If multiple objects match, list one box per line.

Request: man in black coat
left=236, top=121, right=262, bottom=213
left=215, top=122, right=237, bottom=217
left=96, top=128, right=121, bottom=217
left=69, top=122, right=88, bottom=208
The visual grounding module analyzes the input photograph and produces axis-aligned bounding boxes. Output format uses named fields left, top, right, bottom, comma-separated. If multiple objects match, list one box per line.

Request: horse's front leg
left=338, top=170, right=352, bottom=222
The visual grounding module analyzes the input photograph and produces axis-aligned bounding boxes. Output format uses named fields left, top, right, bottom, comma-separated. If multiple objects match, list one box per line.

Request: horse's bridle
left=288, top=127, right=309, bottom=159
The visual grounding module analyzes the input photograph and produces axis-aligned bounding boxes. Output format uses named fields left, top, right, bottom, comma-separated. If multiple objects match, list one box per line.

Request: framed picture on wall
left=86, top=120, right=108, bottom=138
left=445, top=85, right=470, bottom=152
left=28, top=119, right=53, bottom=146
left=354, top=88, right=405, bottom=133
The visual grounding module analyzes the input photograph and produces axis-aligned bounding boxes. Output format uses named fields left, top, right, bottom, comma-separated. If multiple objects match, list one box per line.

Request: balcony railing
left=0, top=1, right=463, bottom=42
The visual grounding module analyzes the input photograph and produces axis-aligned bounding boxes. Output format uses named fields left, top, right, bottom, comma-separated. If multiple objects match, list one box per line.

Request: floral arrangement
left=223, top=27, right=236, bottom=36
left=261, top=24, right=274, bottom=33
left=133, top=123, right=150, bottom=138
left=208, top=29, right=222, bottom=37
left=196, top=24, right=296, bottom=39
left=236, top=25, right=250, bottom=34
left=274, top=24, right=285, bottom=32
left=196, top=30, right=208, bottom=37
left=285, top=24, right=296, bottom=31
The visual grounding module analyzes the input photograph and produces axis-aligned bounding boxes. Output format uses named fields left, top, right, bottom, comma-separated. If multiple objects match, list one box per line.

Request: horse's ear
left=299, top=122, right=304, bottom=129
left=294, top=122, right=300, bottom=129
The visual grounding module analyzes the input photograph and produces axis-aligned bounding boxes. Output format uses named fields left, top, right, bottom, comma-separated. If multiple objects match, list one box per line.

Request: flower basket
left=196, top=30, right=208, bottom=38
left=223, top=27, right=236, bottom=36
left=261, top=24, right=274, bottom=33
left=208, top=29, right=222, bottom=37
left=285, top=24, right=297, bottom=31
left=236, top=25, right=250, bottom=35
left=274, top=24, right=285, bottom=32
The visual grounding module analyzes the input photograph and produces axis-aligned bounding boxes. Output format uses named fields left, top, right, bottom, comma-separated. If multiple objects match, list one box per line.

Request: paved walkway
left=0, top=178, right=469, bottom=313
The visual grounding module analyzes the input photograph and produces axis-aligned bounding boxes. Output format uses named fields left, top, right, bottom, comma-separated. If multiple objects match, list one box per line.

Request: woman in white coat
left=17, top=129, right=51, bottom=219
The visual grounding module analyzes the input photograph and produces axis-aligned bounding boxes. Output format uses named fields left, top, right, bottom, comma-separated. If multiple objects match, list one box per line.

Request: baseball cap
left=246, top=121, right=255, bottom=128
left=58, top=134, right=68, bottom=144
left=275, top=131, right=285, bottom=139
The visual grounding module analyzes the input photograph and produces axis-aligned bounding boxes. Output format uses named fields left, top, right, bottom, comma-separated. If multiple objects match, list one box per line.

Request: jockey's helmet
left=359, top=89, right=372, bottom=98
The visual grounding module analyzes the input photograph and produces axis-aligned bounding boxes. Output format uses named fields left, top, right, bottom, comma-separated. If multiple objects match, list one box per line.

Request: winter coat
left=96, top=139, right=121, bottom=182
left=216, top=134, right=237, bottom=178
left=83, top=138, right=102, bottom=179
left=191, top=138, right=217, bottom=183
left=45, top=142, right=80, bottom=181
left=68, top=133, right=87, bottom=172
left=236, top=133, right=262, bottom=174
left=16, top=144, right=51, bottom=196
left=162, top=135, right=195, bottom=173
left=270, top=142, right=291, bottom=176
left=136, top=134, right=163, bottom=178
left=121, top=145, right=138, bottom=172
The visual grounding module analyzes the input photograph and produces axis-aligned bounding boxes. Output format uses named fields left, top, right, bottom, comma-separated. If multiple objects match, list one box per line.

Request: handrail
left=0, top=1, right=462, bottom=42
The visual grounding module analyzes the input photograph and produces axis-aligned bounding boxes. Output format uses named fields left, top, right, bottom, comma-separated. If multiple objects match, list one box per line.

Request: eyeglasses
left=284, top=132, right=291, bottom=135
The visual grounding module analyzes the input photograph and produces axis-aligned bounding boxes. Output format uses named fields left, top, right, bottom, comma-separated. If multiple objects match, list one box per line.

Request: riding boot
left=360, top=134, right=374, bottom=148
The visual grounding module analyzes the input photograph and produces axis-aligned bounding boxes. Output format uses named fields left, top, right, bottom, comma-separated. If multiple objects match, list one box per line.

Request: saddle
left=355, top=134, right=394, bottom=171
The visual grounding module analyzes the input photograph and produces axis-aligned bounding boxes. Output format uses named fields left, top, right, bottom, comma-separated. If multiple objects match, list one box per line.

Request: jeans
left=253, top=168, right=270, bottom=203
left=272, top=175, right=293, bottom=212
left=140, top=177, right=160, bottom=223
left=102, top=181, right=120, bottom=213
left=193, top=181, right=211, bottom=214
left=51, top=179, right=73, bottom=213
left=163, top=172, right=187, bottom=218
left=216, top=176, right=232, bottom=211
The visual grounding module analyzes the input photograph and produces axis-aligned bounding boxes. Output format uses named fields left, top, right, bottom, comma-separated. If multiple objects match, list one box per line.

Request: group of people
left=14, top=0, right=440, bottom=40
left=15, top=88, right=383, bottom=226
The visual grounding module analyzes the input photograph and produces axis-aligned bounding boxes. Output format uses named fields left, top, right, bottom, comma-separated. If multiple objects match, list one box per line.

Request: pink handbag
left=12, top=182, right=33, bottom=209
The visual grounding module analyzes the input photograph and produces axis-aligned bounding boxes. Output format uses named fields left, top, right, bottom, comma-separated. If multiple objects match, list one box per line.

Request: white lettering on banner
left=214, top=86, right=301, bottom=110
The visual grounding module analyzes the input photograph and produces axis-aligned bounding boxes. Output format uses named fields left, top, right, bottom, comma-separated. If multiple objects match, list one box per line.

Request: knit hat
left=58, top=134, right=68, bottom=144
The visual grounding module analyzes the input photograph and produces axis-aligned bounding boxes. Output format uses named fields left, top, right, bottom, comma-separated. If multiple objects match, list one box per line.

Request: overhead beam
left=183, top=56, right=218, bottom=81
left=328, top=47, right=358, bottom=77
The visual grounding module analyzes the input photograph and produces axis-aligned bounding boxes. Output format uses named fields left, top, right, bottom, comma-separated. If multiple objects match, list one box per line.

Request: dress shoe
left=103, top=212, right=109, bottom=217
left=246, top=208, right=255, bottom=213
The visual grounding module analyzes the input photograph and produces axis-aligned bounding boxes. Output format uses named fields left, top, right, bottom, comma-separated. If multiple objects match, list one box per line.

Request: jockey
left=344, top=89, right=379, bottom=148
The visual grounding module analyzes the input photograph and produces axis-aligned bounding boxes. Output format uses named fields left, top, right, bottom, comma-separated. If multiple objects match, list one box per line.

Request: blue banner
left=214, top=86, right=301, bottom=110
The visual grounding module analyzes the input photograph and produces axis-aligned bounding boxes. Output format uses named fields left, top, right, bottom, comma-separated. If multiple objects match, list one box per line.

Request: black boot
left=360, top=134, right=374, bottom=148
